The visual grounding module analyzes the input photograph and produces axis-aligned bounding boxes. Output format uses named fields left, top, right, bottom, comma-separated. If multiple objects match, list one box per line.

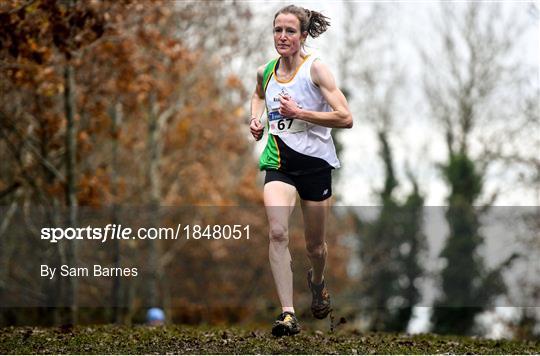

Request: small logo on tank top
left=273, top=88, right=290, bottom=102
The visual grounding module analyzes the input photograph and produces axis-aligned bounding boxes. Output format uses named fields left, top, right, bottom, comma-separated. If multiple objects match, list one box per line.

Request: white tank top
left=263, top=54, right=340, bottom=172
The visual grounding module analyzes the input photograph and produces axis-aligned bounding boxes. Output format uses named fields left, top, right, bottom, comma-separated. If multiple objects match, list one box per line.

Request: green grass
left=1, top=324, right=538, bottom=354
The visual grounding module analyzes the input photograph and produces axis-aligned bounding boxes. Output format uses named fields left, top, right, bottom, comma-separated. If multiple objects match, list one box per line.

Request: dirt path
left=1, top=325, right=539, bottom=354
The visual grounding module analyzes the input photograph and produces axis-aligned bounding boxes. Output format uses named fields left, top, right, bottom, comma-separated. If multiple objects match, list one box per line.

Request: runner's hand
left=250, top=117, right=264, bottom=141
left=278, top=95, right=301, bottom=119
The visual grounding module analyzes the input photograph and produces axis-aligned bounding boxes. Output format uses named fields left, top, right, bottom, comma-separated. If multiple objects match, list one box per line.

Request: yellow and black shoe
left=307, top=269, right=332, bottom=319
left=271, top=311, right=301, bottom=337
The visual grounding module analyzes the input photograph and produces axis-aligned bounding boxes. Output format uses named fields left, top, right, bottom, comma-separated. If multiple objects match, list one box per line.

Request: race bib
left=268, top=110, right=307, bottom=135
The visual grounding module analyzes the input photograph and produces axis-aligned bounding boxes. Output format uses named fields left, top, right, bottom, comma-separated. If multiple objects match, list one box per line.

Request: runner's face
left=273, top=13, right=306, bottom=57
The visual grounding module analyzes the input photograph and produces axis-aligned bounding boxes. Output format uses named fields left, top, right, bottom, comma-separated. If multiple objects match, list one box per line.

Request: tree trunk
left=63, top=63, right=78, bottom=325
left=147, top=90, right=161, bottom=308
left=110, top=102, right=123, bottom=323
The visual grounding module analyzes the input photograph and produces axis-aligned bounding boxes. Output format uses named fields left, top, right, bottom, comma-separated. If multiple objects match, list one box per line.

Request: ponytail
left=305, top=9, right=330, bottom=38
left=274, top=5, right=331, bottom=39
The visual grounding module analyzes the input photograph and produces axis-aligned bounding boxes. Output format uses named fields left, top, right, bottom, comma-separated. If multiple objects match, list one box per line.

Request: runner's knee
left=269, top=224, right=288, bottom=244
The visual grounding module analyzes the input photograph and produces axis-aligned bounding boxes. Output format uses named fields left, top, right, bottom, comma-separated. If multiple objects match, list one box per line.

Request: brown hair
left=273, top=5, right=330, bottom=38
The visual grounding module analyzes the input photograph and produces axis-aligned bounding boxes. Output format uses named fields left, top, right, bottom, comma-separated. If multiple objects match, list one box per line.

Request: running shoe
left=271, top=311, right=301, bottom=337
left=307, top=268, right=332, bottom=319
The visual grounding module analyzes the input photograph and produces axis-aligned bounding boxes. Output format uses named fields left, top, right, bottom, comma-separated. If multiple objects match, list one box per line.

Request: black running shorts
left=264, top=169, right=332, bottom=201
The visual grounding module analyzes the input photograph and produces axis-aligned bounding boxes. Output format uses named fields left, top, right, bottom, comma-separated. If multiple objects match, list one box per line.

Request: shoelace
left=279, top=312, right=295, bottom=321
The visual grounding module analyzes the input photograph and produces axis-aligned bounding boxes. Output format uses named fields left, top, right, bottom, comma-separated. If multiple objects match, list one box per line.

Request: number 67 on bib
left=268, top=109, right=307, bottom=135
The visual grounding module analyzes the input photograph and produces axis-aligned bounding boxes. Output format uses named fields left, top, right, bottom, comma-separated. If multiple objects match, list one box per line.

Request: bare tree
left=421, top=3, right=531, bottom=160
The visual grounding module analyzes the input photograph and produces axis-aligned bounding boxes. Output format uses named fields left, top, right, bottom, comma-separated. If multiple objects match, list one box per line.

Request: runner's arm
left=250, top=65, right=266, bottom=121
left=249, top=65, right=266, bottom=141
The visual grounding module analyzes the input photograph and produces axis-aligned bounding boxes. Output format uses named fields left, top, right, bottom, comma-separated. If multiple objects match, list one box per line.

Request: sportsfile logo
left=40, top=224, right=182, bottom=243
left=40, top=224, right=251, bottom=243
